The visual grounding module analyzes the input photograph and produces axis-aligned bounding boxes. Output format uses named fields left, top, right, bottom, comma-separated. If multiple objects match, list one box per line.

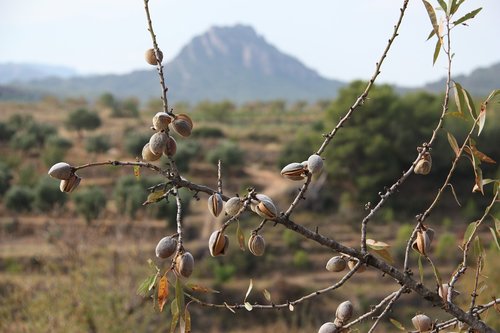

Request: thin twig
left=184, top=261, right=362, bottom=310
left=283, top=173, right=312, bottom=218
left=343, top=290, right=399, bottom=328
left=315, top=0, right=409, bottom=156
left=367, top=287, right=405, bottom=333
left=448, top=188, right=498, bottom=302
left=143, top=0, right=173, bottom=117
left=469, top=255, right=482, bottom=315
left=217, top=160, right=223, bottom=194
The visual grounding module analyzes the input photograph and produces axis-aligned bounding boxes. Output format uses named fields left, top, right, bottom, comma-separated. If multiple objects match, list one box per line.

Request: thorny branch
left=367, top=287, right=406, bottom=333
left=343, top=290, right=400, bottom=328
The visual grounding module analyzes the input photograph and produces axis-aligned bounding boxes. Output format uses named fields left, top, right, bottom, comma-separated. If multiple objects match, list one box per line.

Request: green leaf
left=437, top=0, right=447, bottom=12
left=426, top=28, right=436, bottom=41
left=453, top=81, right=466, bottom=116
left=133, top=165, right=141, bottom=180
left=433, top=38, right=441, bottom=65
left=170, top=298, right=180, bottom=333
left=184, top=307, right=192, bottom=333
left=463, top=88, right=478, bottom=119
left=169, top=311, right=180, bottom=333
left=493, top=215, right=500, bottom=233
left=463, top=222, right=477, bottom=247
left=489, top=227, right=500, bottom=251
left=137, top=272, right=159, bottom=297
left=422, top=0, right=440, bottom=38
left=236, top=221, right=245, bottom=251
left=389, top=318, right=406, bottom=331
left=145, top=189, right=166, bottom=204
left=244, top=279, right=253, bottom=302
left=428, top=258, right=443, bottom=290
left=485, top=89, right=500, bottom=103
left=175, top=277, right=185, bottom=320
left=473, top=235, right=484, bottom=258
left=418, top=255, right=424, bottom=283
left=447, top=132, right=460, bottom=157
left=477, top=109, right=486, bottom=136
left=452, top=7, right=482, bottom=26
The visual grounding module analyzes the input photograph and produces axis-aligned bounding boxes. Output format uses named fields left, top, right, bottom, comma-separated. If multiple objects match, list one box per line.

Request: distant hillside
left=423, top=61, right=500, bottom=97
left=0, top=63, right=77, bottom=84
left=6, top=25, right=344, bottom=103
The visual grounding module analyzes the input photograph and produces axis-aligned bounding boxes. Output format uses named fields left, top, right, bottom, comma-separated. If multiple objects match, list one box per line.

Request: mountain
left=422, top=61, right=500, bottom=97
left=0, top=63, right=77, bottom=84
left=4, top=25, right=344, bottom=103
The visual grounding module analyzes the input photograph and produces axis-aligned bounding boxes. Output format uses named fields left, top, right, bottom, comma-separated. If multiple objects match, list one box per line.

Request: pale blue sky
left=1, top=0, right=498, bottom=86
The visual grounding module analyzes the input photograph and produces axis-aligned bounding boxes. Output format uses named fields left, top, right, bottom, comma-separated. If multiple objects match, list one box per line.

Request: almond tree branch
left=448, top=188, right=498, bottom=302
left=143, top=0, right=173, bottom=117
left=315, top=0, right=409, bottom=156
left=363, top=4, right=456, bottom=256
left=184, top=261, right=362, bottom=310
left=367, top=287, right=406, bottom=333
left=343, top=290, right=401, bottom=329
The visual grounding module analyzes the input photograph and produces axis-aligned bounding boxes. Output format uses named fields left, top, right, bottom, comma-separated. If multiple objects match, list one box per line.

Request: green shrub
left=124, top=132, right=151, bottom=157
left=191, top=127, right=225, bottom=139
left=0, top=162, right=13, bottom=196
left=34, top=177, right=67, bottom=212
left=435, top=233, right=457, bottom=260
left=0, top=122, right=15, bottom=141
left=283, top=229, right=300, bottom=249
left=4, top=186, right=35, bottom=212
left=73, top=187, right=107, bottom=224
left=292, top=250, right=310, bottom=269
left=85, top=135, right=111, bottom=154
left=171, top=141, right=201, bottom=172
left=206, top=141, right=244, bottom=173
left=41, top=135, right=73, bottom=167
left=65, top=108, right=101, bottom=133
left=212, top=262, right=237, bottom=284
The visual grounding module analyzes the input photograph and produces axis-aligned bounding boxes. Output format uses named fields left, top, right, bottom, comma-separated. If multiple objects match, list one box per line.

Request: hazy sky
left=1, top=0, right=498, bottom=86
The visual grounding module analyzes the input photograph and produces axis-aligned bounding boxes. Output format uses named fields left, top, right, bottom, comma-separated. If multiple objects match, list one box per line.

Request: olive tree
left=46, top=1, right=499, bottom=332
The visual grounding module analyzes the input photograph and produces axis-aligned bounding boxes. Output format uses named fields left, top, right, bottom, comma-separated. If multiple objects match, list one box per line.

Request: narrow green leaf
left=389, top=318, right=406, bottom=331
left=184, top=308, right=192, bottom=333
left=422, top=0, right=440, bottom=37
left=453, top=81, right=466, bottom=115
left=428, top=258, right=443, bottom=290
left=145, top=189, right=166, bottom=204
left=452, top=7, right=482, bottom=26
left=137, top=273, right=159, bottom=296
left=477, top=110, right=486, bottom=136
left=426, top=28, right=436, bottom=41
left=485, top=89, right=500, bottom=103
left=244, top=301, right=253, bottom=311
left=418, top=255, right=424, bottom=283
left=171, top=298, right=179, bottom=316
left=433, top=36, right=441, bottom=65
left=473, top=235, right=484, bottom=258
left=446, top=111, right=467, bottom=120
left=446, top=183, right=462, bottom=207
left=493, top=215, right=500, bottom=233
left=236, top=221, right=245, bottom=251
left=244, top=279, right=253, bottom=302
left=463, top=222, right=477, bottom=247
left=463, top=88, right=478, bottom=119
left=437, top=0, right=447, bottom=12
left=447, top=132, right=460, bottom=157
left=489, top=227, right=500, bottom=251
left=169, top=312, right=180, bottom=333
left=263, top=289, right=272, bottom=302
left=175, top=277, right=185, bottom=320
left=185, top=283, right=220, bottom=294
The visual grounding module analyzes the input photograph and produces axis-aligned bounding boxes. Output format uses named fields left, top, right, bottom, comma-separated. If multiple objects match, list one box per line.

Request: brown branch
left=315, top=0, right=409, bottom=156
left=184, top=261, right=362, bottom=310
left=343, top=290, right=400, bottom=329
left=469, top=255, right=482, bottom=315
left=367, top=287, right=406, bottom=333
left=143, top=0, right=173, bottom=117
left=448, top=188, right=498, bottom=302
left=217, top=160, right=223, bottom=194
